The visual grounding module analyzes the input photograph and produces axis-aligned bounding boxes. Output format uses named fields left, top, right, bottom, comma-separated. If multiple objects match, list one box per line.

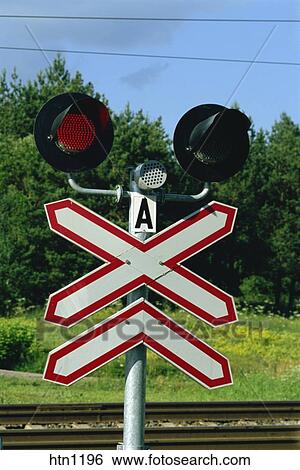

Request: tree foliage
left=213, top=117, right=299, bottom=314
left=0, top=56, right=298, bottom=316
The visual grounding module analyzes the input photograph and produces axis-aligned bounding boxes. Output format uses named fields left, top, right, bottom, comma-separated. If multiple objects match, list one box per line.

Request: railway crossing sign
left=45, top=198, right=237, bottom=328
left=34, top=94, right=250, bottom=449
left=44, top=298, right=232, bottom=387
left=44, top=197, right=237, bottom=388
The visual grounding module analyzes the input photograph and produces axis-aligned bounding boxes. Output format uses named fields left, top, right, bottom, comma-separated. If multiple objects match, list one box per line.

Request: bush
left=0, top=317, right=37, bottom=368
left=239, top=275, right=273, bottom=304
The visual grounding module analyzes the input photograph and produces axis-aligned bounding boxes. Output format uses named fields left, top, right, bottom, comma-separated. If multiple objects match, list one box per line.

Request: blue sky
left=0, top=0, right=299, bottom=138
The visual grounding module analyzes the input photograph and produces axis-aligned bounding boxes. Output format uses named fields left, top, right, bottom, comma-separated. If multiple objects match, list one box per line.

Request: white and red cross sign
left=43, top=198, right=237, bottom=387
left=44, top=298, right=232, bottom=387
left=45, top=198, right=237, bottom=327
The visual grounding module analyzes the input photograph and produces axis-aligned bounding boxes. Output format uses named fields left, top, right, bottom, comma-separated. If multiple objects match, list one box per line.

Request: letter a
left=135, top=198, right=153, bottom=230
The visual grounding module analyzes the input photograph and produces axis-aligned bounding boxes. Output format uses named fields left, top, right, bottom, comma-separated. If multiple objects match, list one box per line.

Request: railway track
left=1, top=401, right=299, bottom=426
left=1, top=425, right=299, bottom=450
left=1, top=402, right=299, bottom=450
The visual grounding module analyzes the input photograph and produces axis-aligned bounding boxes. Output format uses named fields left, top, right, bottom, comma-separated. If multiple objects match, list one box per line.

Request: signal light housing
left=134, top=160, right=167, bottom=191
left=34, top=92, right=114, bottom=172
left=173, top=104, right=251, bottom=182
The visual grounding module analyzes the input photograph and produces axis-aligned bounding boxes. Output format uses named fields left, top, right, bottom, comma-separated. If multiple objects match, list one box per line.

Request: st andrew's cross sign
left=44, top=298, right=232, bottom=387
left=45, top=199, right=237, bottom=327
left=44, top=198, right=237, bottom=387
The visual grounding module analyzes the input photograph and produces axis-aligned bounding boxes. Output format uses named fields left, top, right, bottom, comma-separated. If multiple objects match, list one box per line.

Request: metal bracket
left=67, top=174, right=209, bottom=204
left=115, top=185, right=124, bottom=203
left=164, top=182, right=210, bottom=203
left=67, top=174, right=129, bottom=200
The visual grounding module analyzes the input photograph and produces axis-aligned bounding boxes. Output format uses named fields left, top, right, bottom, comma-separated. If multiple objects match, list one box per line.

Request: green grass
left=1, top=302, right=300, bottom=403
left=1, top=369, right=299, bottom=404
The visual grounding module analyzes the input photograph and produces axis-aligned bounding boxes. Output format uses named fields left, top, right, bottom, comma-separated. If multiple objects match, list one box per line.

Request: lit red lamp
left=34, top=93, right=114, bottom=172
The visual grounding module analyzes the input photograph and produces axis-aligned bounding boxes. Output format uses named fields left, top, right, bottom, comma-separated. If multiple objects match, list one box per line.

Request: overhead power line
left=0, top=45, right=299, bottom=66
left=0, top=14, right=299, bottom=23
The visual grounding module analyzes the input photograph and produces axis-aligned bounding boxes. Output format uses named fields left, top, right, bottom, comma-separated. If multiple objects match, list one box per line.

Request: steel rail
left=0, top=401, right=299, bottom=425
left=1, top=425, right=300, bottom=450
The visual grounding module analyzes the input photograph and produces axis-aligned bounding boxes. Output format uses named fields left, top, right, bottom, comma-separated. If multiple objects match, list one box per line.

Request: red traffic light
left=34, top=93, right=114, bottom=172
left=56, top=113, right=96, bottom=153
left=173, top=104, right=251, bottom=182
